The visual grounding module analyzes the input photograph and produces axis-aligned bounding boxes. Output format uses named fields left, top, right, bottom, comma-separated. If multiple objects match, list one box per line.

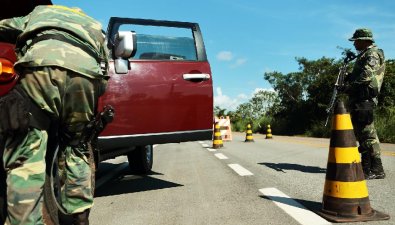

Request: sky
left=55, top=0, right=395, bottom=111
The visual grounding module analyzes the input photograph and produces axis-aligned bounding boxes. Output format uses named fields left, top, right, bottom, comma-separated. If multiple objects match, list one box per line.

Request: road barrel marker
left=244, top=124, right=254, bottom=142
left=265, top=125, right=273, bottom=139
left=317, top=100, right=390, bottom=222
left=213, top=122, right=224, bottom=148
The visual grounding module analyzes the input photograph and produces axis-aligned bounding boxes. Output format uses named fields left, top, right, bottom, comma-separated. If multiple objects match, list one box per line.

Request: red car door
left=98, top=18, right=213, bottom=150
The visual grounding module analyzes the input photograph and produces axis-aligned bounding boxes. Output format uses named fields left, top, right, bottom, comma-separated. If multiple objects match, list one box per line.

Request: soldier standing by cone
left=344, top=28, right=386, bottom=180
left=0, top=4, right=108, bottom=225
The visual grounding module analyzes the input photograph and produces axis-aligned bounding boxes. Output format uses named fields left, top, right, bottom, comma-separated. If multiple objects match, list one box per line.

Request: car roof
left=1, top=0, right=52, bottom=20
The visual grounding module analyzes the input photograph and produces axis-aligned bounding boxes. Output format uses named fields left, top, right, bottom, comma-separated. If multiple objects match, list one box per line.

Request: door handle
left=183, top=73, right=211, bottom=81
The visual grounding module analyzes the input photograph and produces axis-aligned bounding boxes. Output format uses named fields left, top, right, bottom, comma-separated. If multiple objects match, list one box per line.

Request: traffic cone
left=265, top=125, right=273, bottom=139
left=212, top=122, right=223, bottom=149
left=317, top=100, right=390, bottom=222
left=244, top=123, right=254, bottom=142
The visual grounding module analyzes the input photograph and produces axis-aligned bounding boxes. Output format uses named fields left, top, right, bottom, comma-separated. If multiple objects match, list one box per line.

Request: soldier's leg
left=59, top=73, right=96, bottom=222
left=359, top=122, right=385, bottom=179
left=3, top=129, right=48, bottom=225
left=351, top=112, right=371, bottom=177
left=16, top=67, right=64, bottom=224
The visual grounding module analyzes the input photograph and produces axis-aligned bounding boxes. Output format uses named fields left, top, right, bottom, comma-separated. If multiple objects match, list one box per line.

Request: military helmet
left=349, top=28, right=374, bottom=42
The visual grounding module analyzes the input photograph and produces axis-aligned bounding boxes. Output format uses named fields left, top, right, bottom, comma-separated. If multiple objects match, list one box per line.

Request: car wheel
left=127, top=145, right=153, bottom=174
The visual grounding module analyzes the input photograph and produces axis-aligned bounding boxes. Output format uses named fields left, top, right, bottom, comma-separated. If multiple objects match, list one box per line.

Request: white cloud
left=230, top=58, right=247, bottom=68
left=214, top=87, right=277, bottom=111
left=217, top=51, right=233, bottom=61
left=214, top=87, right=247, bottom=111
left=237, top=93, right=248, bottom=99
left=216, top=87, right=223, bottom=96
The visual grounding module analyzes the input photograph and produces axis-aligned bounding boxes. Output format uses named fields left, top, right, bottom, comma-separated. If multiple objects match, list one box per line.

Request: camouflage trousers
left=2, top=66, right=104, bottom=225
left=350, top=110, right=381, bottom=157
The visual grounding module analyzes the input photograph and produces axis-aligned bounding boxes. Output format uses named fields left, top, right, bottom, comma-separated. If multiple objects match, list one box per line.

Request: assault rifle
left=324, top=51, right=356, bottom=126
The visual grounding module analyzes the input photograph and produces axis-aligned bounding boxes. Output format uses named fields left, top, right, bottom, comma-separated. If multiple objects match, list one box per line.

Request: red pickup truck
left=1, top=3, right=213, bottom=223
left=97, top=17, right=214, bottom=173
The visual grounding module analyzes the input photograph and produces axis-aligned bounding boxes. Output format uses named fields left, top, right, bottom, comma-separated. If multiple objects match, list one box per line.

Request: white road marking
left=214, top=153, right=228, bottom=159
left=206, top=148, right=217, bottom=152
left=198, top=141, right=204, bottom=144
left=259, top=188, right=331, bottom=225
left=228, top=164, right=253, bottom=176
left=202, top=143, right=210, bottom=148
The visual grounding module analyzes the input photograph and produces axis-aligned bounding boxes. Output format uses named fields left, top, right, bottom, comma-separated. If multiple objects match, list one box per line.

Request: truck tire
left=43, top=144, right=96, bottom=225
left=127, top=145, right=153, bottom=174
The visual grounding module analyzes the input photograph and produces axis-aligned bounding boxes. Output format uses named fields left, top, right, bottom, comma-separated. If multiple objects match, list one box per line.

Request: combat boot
left=72, top=209, right=90, bottom=225
left=366, top=157, right=385, bottom=180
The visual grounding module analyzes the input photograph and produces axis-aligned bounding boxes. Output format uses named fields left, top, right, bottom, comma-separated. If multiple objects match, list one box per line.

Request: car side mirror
left=113, top=31, right=137, bottom=74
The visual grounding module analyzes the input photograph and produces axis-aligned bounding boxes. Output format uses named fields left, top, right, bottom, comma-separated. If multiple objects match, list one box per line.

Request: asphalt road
left=90, top=133, right=395, bottom=225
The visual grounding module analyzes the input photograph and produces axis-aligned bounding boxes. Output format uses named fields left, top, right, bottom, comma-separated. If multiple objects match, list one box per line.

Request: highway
left=91, top=133, right=395, bottom=225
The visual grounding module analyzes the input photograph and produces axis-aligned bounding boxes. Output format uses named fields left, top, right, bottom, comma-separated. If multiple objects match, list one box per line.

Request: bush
left=376, top=107, right=395, bottom=143
left=305, top=122, right=331, bottom=138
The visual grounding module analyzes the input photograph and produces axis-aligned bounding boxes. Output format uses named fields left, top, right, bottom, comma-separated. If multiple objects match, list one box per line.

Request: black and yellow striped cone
left=213, top=122, right=223, bottom=149
left=244, top=124, right=254, bottom=142
left=317, top=100, right=389, bottom=222
left=265, top=125, right=273, bottom=139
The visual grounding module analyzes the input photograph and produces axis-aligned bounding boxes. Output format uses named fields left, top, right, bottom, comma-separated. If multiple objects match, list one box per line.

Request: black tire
left=127, top=145, right=153, bottom=174
left=43, top=143, right=96, bottom=225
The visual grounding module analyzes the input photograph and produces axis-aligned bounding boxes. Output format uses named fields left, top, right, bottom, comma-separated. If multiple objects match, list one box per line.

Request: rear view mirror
left=113, top=31, right=137, bottom=74
left=114, top=31, right=137, bottom=58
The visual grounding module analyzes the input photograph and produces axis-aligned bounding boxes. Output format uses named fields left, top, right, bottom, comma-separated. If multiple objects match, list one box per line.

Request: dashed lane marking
left=206, top=148, right=217, bottom=152
left=259, top=188, right=331, bottom=225
left=202, top=143, right=210, bottom=148
left=214, top=153, right=228, bottom=159
left=228, top=164, right=253, bottom=176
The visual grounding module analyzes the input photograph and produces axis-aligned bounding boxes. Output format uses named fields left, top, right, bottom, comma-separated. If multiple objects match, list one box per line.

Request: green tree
left=264, top=57, right=343, bottom=135
left=263, top=55, right=395, bottom=141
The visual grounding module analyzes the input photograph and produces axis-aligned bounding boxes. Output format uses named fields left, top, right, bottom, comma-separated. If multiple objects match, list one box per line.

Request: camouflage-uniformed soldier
left=0, top=5, right=108, bottom=225
left=345, top=28, right=386, bottom=180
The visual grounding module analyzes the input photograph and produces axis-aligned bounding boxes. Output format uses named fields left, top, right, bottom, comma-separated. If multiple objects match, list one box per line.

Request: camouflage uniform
left=346, top=28, right=386, bottom=180
left=0, top=5, right=108, bottom=225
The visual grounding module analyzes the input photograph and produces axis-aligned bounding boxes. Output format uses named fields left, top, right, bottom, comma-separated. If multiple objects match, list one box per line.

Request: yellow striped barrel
left=318, top=100, right=389, bottom=222
left=265, top=125, right=273, bottom=139
left=213, top=122, right=223, bottom=149
left=244, top=124, right=254, bottom=142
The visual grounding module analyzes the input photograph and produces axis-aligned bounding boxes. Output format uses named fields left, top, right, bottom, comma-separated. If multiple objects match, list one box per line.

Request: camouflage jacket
left=0, top=5, right=109, bottom=80
left=346, top=44, right=385, bottom=105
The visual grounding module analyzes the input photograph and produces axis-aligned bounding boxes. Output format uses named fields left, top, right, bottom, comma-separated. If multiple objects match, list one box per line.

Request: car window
left=118, top=24, right=197, bottom=61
